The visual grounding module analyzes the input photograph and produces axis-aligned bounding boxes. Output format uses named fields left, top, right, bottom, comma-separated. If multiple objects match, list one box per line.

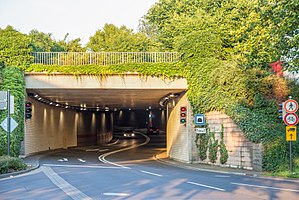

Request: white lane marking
left=43, top=163, right=127, bottom=169
left=85, top=148, right=99, bottom=152
left=98, top=132, right=150, bottom=169
left=98, top=149, right=109, bottom=152
left=140, top=170, right=163, bottom=177
left=231, top=182, right=299, bottom=193
left=187, top=181, right=226, bottom=192
left=42, top=166, right=92, bottom=200
left=77, top=158, right=86, bottom=163
left=214, top=175, right=230, bottom=178
left=103, top=193, right=129, bottom=196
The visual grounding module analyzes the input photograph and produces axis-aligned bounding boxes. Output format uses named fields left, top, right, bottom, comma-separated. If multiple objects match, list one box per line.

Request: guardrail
left=32, top=52, right=180, bottom=66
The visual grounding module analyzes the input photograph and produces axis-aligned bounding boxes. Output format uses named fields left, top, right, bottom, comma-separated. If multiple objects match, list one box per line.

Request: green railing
left=32, top=52, right=180, bottom=65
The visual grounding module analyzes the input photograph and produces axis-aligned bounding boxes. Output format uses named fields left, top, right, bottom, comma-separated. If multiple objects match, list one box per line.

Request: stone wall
left=191, top=111, right=263, bottom=171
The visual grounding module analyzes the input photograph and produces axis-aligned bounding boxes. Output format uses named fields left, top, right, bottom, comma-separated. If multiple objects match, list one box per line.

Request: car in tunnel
left=147, top=127, right=160, bottom=135
left=123, top=130, right=136, bottom=139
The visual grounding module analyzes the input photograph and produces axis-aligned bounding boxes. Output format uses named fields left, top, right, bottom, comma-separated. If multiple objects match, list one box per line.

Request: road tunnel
left=24, top=73, right=188, bottom=156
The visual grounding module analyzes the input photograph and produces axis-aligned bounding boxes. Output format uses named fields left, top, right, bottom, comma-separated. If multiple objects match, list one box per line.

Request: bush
left=0, top=156, right=27, bottom=174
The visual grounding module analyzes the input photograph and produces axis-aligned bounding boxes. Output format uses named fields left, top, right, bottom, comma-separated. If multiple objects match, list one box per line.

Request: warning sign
left=286, top=126, right=297, bottom=141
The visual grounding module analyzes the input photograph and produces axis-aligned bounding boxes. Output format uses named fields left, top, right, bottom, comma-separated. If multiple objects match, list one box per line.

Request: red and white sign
left=284, top=113, right=299, bottom=126
left=284, top=99, right=298, bottom=113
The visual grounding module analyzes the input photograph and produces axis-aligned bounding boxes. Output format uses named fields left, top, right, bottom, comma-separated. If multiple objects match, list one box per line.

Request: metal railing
left=32, top=52, right=180, bottom=66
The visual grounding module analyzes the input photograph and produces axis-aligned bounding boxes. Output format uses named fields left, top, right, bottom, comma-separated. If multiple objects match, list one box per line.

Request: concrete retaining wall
left=24, top=98, right=113, bottom=156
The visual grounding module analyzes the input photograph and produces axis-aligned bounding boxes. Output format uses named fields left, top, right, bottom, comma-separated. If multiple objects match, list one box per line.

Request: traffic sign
left=0, top=117, right=18, bottom=132
left=286, top=126, right=297, bottom=141
left=196, top=127, right=206, bottom=134
left=0, top=91, right=7, bottom=110
left=284, top=113, right=299, bottom=126
left=194, top=114, right=205, bottom=126
left=284, top=99, right=298, bottom=113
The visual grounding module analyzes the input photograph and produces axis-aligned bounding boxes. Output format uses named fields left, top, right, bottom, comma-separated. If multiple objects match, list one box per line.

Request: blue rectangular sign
left=194, top=114, right=205, bottom=125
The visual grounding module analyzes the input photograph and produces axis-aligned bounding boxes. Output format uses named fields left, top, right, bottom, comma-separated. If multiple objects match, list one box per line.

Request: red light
left=26, top=102, right=32, bottom=107
left=180, top=107, right=186, bottom=112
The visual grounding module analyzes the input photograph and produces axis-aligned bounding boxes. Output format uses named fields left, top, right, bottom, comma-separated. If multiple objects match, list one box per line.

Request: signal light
left=25, top=101, right=32, bottom=119
left=180, top=106, right=187, bottom=124
left=278, top=102, right=286, bottom=120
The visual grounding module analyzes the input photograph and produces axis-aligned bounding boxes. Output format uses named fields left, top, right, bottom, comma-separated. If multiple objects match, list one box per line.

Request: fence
left=32, top=52, right=180, bottom=66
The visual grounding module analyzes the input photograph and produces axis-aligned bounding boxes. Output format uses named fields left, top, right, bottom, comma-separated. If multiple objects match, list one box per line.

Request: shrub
left=0, top=156, right=27, bottom=174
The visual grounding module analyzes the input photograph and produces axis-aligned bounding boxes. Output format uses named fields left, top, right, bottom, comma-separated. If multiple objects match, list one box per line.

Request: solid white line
left=98, top=132, right=150, bottom=169
left=42, top=166, right=93, bottom=200
left=187, top=181, right=226, bottom=191
left=42, top=163, right=126, bottom=169
left=140, top=170, right=163, bottom=177
left=214, top=175, right=230, bottom=178
left=103, top=193, right=129, bottom=196
left=231, top=182, right=299, bottom=193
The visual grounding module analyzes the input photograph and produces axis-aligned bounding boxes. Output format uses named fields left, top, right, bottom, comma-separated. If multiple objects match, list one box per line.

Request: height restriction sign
left=284, top=99, right=298, bottom=113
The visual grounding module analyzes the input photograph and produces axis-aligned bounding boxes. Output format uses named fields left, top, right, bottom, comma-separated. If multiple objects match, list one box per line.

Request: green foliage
left=0, top=26, right=33, bottom=69
left=208, top=130, right=218, bottom=163
left=196, top=132, right=209, bottom=161
left=219, top=125, right=228, bottom=164
left=259, top=0, right=299, bottom=72
left=29, top=30, right=85, bottom=52
left=87, top=24, right=158, bottom=52
left=0, top=156, right=27, bottom=174
left=26, top=63, right=184, bottom=78
left=0, top=66, right=25, bottom=157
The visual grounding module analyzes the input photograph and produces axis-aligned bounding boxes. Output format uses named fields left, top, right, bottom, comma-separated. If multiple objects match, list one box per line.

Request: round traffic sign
left=284, top=99, right=298, bottom=113
left=284, top=113, right=299, bottom=126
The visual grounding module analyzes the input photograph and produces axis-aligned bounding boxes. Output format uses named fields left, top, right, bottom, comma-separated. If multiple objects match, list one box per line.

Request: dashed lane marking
left=187, top=181, right=226, bottom=192
left=103, top=193, right=129, bottom=196
left=140, top=170, right=163, bottom=177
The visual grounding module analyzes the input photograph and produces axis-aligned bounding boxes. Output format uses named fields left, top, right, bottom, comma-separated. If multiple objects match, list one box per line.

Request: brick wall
left=191, top=111, right=263, bottom=171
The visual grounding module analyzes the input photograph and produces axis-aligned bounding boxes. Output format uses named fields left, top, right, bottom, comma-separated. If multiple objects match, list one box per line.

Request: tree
left=0, top=26, right=33, bottom=68
left=259, top=0, right=299, bottom=72
left=29, top=29, right=63, bottom=52
left=87, top=24, right=157, bottom=52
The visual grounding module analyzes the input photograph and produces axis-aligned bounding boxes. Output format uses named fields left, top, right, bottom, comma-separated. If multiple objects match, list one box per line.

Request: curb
left=154, top=151, right=259, bottom=177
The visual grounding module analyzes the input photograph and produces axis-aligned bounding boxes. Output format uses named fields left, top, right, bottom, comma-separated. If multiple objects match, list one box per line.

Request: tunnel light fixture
left=27, top=92, right=117, bottom=112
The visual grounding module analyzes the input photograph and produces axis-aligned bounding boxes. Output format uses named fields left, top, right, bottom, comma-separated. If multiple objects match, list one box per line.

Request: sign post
left=283, top=98, right=298, bottom=174
left=7, top=90, right=11, bottom=156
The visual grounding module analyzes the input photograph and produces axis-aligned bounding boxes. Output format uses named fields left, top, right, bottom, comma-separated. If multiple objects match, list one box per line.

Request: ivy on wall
left=0, top=66, right=25, bottom=157
left=196, top=125, right=228, bottom=165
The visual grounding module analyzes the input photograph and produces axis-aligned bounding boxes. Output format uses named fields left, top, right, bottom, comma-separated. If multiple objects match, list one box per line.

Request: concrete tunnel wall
left=24, top=97, right=113, bottom=156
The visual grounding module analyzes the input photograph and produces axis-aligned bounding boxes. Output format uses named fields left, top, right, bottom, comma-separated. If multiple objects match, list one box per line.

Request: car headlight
left=132, top=133, right=135, bottom=137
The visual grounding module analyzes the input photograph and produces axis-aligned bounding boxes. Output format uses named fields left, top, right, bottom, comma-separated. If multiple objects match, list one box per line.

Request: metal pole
left=290, top=141, right=292, bottom=174
left=7, top=90, right=10, bottom=156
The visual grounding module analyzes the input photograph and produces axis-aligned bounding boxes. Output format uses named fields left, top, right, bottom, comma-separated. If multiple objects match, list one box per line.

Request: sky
left=0, top=0, right=158, bottom=45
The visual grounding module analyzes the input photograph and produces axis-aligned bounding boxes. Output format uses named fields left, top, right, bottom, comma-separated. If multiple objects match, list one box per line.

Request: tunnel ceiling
left=27, top=88, right=186, bottom=109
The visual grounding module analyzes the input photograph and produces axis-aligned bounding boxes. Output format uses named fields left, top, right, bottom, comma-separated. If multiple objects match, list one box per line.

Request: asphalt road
left=0, top=131, right=299, bottom=200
